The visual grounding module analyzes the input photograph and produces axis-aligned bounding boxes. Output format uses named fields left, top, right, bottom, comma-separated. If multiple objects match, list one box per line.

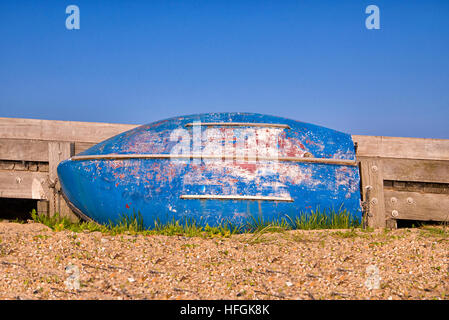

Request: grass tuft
left=30, top=206, right=361, bottom=237
left=290, top=206, right=360, bottom=230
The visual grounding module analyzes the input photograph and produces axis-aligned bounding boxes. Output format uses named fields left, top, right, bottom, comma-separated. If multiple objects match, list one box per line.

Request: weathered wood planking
left=0, top=117, right=137, bottom=144
left=0, top=138, right=49, bottom=162
left=382, top=159, right=449, bottom=184
left=9, top=118, right=449, bottom=159
left=48, top=142, right=74, bottom=185
left=0, top=171, right=49, bottom=200
left=48, top=142, right=77, bottom=221
left=74, top=142, right=96, bottom=155
left=385, top=180, right=449, bottom=195
left=384, top=190, right=449, bottom=222
left=354, top=135, right=449, bottom=227
left=359, top=159, right=386, bottom=228
left=1, top=118, right=447, bottom=159
left=353, top=135, right=449, bottom=161
left=0, top=140, right=97, bottom=162
left=37, top=200, right=48, bottom=215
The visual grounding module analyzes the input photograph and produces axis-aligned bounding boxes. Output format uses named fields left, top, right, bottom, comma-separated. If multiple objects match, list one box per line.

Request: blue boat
left=57, top=113, right=362, bottom=228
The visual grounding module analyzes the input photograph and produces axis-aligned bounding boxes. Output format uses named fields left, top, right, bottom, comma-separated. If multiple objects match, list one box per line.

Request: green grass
left=288, top=207, right=360, bottom=230
left=30, top=206, right=362, bottom=238
left=419, top=225, right=449, bottom=238
left=332, top=228, right=360, bottom=239
left=244, top=207, right=360, bottom=233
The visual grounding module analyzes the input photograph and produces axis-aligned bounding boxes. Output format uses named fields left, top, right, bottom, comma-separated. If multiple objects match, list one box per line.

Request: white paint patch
left=31, top=178, right=46, bottom=200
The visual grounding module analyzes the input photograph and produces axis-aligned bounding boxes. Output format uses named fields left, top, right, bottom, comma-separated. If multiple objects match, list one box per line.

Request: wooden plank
left=48, top=141, right=78, bottom=222
left=0, top=170, right=49, bottom=200
left=0, top=117, right=137, bottom=144
left=385, top=219, right=397, bottom=229
left=29, top=163, right=38, bottom=171
left=0, top=161, right=15, bottom=170
left=385, top=180, right=449, bottom=194
left=13, top=162, right=28, bottom=171
left=75, top=142, right=96, bottom=155
left=71, top=153, right=358, bottom=166
left=0, top=139, right=49, bottom=161
left=48, top=141, right=74, bottom=184
left=359, top=159, right=386, bottom=228
left=353, top=135, right=449, bottom=161
left=39, top=163, right=49, bottom=172
left=37, top=200, right=49, bottom=216
left=1, top=118, right=448, bottom=160
left=384, top=190, right=449, bottom=222
left=382, top=158, right=449, bottom=184
left=0, top=138, right=99, bottom=162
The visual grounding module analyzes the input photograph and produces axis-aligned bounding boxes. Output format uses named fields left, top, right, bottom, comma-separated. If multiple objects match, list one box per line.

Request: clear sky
left=1, top=1, right=448, bottom=138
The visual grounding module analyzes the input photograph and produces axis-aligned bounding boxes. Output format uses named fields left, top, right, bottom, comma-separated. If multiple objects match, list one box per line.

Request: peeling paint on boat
left=57, top=112, right=362, bottom=228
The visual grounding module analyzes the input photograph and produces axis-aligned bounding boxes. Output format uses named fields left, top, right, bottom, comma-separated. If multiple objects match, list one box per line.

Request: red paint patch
left=305, top=139, right=320, bottom=147
left=235, top=162, right=257, bottom=173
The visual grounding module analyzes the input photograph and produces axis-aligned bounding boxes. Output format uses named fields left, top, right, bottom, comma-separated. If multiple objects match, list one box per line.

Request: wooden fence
left=1, top=117, right=448, bottom=228
left=354, top=135, right=449, bottom=228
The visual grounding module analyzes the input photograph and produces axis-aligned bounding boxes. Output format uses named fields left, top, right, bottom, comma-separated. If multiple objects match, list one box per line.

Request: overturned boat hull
left=57, top=113, right=362, bottom=228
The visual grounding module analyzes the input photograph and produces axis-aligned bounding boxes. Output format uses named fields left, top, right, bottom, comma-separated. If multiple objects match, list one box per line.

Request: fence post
left=359, top=159, right=387, bottom=228
left=48, top=141, right=79, bottom=222
left=37, top=200, right=49, bottom=216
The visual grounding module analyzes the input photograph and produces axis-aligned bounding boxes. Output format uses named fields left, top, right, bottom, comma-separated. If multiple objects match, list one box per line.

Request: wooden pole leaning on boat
left=70, top=153, right=357, bottom=166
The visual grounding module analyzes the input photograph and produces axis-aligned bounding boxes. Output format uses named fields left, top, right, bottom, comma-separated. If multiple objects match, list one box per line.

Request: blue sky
left=1, top=0, right=448, bottom=138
